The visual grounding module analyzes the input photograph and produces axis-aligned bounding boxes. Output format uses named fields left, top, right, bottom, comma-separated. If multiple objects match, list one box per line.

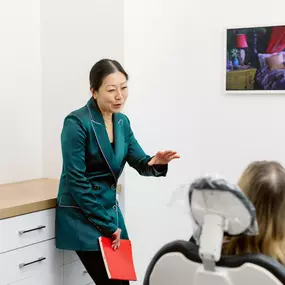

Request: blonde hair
left=222, top=161, right=285, bottom=265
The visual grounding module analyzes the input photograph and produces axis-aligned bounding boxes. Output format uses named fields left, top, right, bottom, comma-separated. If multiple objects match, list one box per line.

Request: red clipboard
left=98, top=236, right=137, bottom=281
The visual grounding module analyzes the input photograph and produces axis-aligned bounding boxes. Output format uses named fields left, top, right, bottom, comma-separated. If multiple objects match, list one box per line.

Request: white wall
left=41, top=0, right=125, bottom=178
left=0, top=0, right=42, bottom=184
left=0, top=0, right=124, bottom=183
left=124, top=0, right=285, bottom=283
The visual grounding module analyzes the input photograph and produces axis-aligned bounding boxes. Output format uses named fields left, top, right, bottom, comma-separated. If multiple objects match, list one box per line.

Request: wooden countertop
left=0, top=178, right=59, bottom=220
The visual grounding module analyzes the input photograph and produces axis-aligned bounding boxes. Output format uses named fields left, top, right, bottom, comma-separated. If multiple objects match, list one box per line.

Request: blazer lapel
left=113, top=113, right=125, bottom=174
left=87, top=98, right=117, bottom=180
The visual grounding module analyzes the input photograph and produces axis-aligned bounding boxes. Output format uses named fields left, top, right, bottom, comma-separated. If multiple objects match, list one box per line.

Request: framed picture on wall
left=225, top=24, right=285, bottom=93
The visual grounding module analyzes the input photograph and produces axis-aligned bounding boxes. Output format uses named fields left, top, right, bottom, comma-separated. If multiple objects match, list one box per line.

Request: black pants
left=76, top=251, right=130, bottom=285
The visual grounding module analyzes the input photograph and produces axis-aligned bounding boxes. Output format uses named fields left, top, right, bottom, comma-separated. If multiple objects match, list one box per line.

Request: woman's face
left=93, top=71, right=128, bottom=114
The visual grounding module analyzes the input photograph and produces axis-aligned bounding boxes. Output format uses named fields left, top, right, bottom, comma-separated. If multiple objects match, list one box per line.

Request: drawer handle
left=18, top=225, right=46, bottom=235
left=83, top=270, right=88, bottom=274
left=19, top=257, right=46, bottom=268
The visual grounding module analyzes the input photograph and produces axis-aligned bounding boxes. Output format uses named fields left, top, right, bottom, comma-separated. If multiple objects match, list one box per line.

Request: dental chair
left=143, top=176, right=285, bottom=285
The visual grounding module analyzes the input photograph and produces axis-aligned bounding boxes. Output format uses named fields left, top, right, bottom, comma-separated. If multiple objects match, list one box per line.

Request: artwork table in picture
left=226, top=67, right=257, bottom=90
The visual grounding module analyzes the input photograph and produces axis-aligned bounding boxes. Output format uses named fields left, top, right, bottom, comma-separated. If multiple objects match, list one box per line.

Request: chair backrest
left=143, top=239, right=285, bottom=285
left=143, top=176, right=285, bottom=285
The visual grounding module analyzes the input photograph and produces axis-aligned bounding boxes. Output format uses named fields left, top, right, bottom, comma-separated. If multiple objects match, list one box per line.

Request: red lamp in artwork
left=236, top=34, right=248, bottom=48
left=236, top=34, right=248, bottom=66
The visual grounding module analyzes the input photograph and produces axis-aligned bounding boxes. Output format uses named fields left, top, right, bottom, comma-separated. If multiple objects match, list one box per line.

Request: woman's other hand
left=112, top=228, right=121, bottom=250
left=148, top=150, right=180, bottom=166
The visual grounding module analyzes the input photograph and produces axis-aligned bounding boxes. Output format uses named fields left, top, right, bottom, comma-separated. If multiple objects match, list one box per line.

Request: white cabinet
left=0, top=239, right=62, bottom=284
left=63, top=259, right=93, bottom=285
left=9, top=276, right=37, bottom=285
left=63, top=249, right=79, bottom=264
left=0, top=208, right=94, bottom=285
left=62, top=250, right=94, bottom=285
left=0, top=209, right=62, bottom=285
left=0, top=208, right=55, bottom=253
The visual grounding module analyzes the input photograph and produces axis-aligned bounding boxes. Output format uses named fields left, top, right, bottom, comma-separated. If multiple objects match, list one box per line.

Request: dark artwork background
left=227, top=27, right=272, bottom=69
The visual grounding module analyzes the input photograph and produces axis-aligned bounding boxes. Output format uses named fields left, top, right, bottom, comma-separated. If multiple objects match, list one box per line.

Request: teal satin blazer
left=55, top=98, right=167, bottom=251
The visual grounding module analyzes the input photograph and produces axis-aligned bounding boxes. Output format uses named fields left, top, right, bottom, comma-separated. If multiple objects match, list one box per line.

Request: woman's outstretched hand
left=148, top=150, right=180, bottom=166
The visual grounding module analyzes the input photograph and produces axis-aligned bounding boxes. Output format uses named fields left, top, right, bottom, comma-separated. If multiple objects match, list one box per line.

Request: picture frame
left=225, top=24, right=285, bottom=94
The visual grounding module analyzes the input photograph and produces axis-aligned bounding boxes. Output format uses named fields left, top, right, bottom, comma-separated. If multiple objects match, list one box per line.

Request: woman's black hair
left=89, top=59, right=129, bottom=91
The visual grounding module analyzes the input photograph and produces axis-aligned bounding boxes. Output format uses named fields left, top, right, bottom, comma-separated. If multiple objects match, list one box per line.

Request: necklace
left=104, top=119, right=112, bottom=128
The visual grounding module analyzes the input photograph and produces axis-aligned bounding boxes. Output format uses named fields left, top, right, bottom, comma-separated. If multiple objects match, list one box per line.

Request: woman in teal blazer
left=55, top=59, right=179, bottom=285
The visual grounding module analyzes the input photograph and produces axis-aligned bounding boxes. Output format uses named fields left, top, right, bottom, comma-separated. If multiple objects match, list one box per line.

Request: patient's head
left=223, top=161, right=285, bottom=265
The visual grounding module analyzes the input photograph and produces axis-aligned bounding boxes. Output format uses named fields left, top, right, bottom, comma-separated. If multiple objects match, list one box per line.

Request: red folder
left=98, top=236, right=137, bottom=281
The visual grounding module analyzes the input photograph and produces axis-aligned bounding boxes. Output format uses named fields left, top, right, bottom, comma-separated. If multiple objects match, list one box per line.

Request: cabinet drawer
left=8, top=277, right=36, bottom=285
left=63, top=250, right=79, bottom=264
left=0, top=238, right=62, bottom=285
left=63, top=259, right=93, bottom=285
left=0, top=208, right=55, bottom=253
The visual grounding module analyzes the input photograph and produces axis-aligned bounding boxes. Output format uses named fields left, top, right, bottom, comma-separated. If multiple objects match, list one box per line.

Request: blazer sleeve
left=125, top=116, right=168, bottom=177
left=61, top=114, right=118, bottom=236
